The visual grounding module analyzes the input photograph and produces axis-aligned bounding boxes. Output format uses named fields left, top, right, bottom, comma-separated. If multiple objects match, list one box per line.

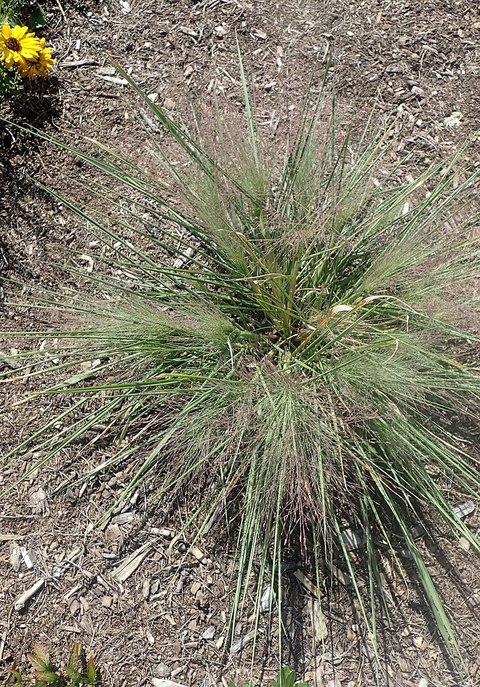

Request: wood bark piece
left=14, top=578, right=45, bottom=611
left=112, top=542, right=152, bottom=582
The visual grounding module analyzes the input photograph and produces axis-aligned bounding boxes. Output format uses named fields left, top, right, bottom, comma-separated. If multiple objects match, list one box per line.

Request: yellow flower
left=0, top=24, right=42, bottom=69
left=18, top=38, right=55, bottom=79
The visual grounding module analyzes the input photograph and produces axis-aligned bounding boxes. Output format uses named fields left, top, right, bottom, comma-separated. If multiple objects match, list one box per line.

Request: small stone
left=101, top=595, right=113, bottom=608
left=163, top=98, right=176, bottom=111
left=411, top=85, right=425, bottom=97
left=184, top=65, right=194, bottom=78
left=418, top=679, right=428, bottom=687
left=413, top=635, right=426, bottom=649
left=154, top=665, right=171, bottom=678
left=202, top=625, right=215, bottom=640
left=459, top=536, right=470, bottom=551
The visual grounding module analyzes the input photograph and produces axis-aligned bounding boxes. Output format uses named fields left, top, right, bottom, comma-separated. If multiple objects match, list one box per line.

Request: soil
left=1, top=1, right=480, bottom=686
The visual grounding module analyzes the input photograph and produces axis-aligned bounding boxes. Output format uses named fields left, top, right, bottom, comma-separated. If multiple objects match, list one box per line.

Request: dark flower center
left=5, top=37, right=21, bottom=51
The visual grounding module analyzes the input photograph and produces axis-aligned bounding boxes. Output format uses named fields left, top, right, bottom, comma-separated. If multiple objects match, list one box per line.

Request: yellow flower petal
left=12, top=25, right=28, bottom=39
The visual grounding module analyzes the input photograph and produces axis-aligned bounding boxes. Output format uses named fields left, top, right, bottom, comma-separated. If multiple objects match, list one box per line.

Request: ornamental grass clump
left=3, top=62, right=480, bottom=664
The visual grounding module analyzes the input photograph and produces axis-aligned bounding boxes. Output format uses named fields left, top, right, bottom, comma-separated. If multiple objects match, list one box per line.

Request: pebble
left=154, top=665, right=171, bottom=678
left=202, top=625, right=216, bottom=640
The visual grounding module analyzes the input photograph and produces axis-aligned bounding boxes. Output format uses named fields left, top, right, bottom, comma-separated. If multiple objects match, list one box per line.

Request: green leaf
left=28, top=5, right=47, bottom=30
left=28, top=646, right=51, bottom=673
left=272, top=667, right=297, bottom=687
left=85, top=656, right=97, bottom=685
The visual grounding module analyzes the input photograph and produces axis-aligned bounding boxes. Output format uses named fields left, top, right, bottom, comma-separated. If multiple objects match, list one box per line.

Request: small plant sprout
left=3, top=643, right=99, bottom=686
left=230, top=666, right=311, bottom=687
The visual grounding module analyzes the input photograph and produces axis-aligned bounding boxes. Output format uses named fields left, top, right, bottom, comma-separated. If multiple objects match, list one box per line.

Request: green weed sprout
left=0, top=0, right=22, bottom=24
left=3, top=643, right=99, bottom=686
left=2, top=58, right=480, bottom=668
left=232, top=666, right=310, bottom=687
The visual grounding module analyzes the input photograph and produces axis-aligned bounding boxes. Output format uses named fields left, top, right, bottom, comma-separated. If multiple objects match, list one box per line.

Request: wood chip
left=14, top=578, right=45, bottom=611
left=163, top=613, right=176, bottom=627
left=453, top=500, right=475, bottom=519
left=112, top=542, right=152, bottom=582
left=229, top=629, right=257, bottom=655
left=190, top=546, right=206, bottom=562
left=60, top=59, right=99, bottom=68
left=20, top=546, right=34, bottom=569
left=413, top=636, right=427, bottom=649
left=179, top=26, right=197, bottom=37
left=0, top=350, right=21, bottom=369
left=29, top=488, right=48, bottom=515
left=443, top=111, right=463, bottom=128
left=101, top=595, right=113, bottom=608
left=97, top=74, right=128, bottom=86
left=260, top=585, right=274, bottom=612
left=252, top=28, right=267, bottom=40
left=309, top=597, right=328, bottom=641
left=293, top=569, right=318, bottom=596
left=142, top=579, right=151, bottom=599
left=340, top=528, right=364, bottom=550
left=111, top=512, right=135, bottom=525
left=79, top=254, right=94, bottom=272
left=9, top=543, right=21, bottom=572
left=202, top=625, right=216, bottom=640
